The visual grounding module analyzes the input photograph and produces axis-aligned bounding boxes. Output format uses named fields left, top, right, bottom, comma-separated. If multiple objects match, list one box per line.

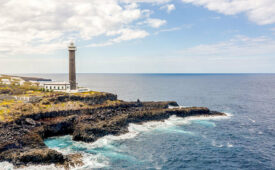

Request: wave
left=0, top=162, right=63, bottom=170
left=1, top=107, right=232, bottom=170
left=168, top=105, right=189, bottom=109
left=85, top=111, right=231, bottom=148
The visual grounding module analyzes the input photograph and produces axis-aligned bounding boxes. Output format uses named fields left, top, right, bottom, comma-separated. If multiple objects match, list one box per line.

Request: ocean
left=2, top=74, right=275, bottom=169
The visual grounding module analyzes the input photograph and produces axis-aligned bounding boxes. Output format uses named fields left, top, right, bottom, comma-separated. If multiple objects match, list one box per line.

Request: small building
left=43, top=82, right=70, bottom=91
left=1, top=79, right=11, bottom=85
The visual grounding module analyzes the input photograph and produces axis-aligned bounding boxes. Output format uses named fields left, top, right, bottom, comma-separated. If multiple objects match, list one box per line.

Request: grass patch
left=0, top=83, right=115, bottom=122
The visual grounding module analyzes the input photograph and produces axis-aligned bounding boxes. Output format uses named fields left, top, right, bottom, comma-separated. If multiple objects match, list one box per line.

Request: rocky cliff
left=0, top=92, right=226, bottom=169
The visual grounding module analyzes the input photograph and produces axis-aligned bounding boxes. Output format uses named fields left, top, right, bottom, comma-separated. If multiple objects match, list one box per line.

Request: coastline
left=0, top=93, right=226, bottom=169
left=0, top=112, right=230, bottom=170
left=0, top=75, right=227, bottom=169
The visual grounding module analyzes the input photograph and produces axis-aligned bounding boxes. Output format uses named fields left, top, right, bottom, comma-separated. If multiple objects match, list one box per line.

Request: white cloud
left=181, top=0, right=275, bottom=25
left=154, top=27, right=181, bottom=34
left=180, top=35, right=275, bottom=58
left=112, top=29, right=149, bottom=42
left=120, top=0, right=171, bottom=4
left=145, top=18, right=167, bottom=28
left=0, top=0, right=169, bottom=56
left=160, top=4, right=176, bottom=13
left=89, top=29, right=149, bottom=47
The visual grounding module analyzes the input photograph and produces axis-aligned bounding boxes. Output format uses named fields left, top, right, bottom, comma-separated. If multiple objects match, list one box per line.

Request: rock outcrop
left=0, top=94, right=226, bottom=168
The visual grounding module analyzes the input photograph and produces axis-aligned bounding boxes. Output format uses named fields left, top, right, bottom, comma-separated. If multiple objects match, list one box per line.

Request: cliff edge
left=0, top=86, right=226, bottom=169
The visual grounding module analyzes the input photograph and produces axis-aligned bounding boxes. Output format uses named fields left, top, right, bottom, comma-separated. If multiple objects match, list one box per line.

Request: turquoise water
left=44, top=116, right=229, bottom=169
left=18, top=74, right=275, bottom=169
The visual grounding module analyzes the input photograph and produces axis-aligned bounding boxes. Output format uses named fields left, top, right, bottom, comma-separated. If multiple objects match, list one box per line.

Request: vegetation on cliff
left=0, top=84, right=117, bottom=122
left=0, top=83, right=226, bottom=169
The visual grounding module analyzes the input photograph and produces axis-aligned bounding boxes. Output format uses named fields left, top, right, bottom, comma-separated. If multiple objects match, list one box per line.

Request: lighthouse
left=68, top=42, right=77, bottom=90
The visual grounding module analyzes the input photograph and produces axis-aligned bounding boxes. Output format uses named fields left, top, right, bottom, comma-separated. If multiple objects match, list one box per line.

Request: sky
left=0, top=0, right=275, bottom=73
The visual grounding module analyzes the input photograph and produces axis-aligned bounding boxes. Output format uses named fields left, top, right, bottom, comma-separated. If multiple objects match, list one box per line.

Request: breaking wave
left=0, top=108, right=231, bottom=170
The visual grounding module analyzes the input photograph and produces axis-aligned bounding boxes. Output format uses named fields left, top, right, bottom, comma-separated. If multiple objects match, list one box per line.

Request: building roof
left=68, top=42, right=77, bottom=51
left=43, top=82, right=70, bottom=85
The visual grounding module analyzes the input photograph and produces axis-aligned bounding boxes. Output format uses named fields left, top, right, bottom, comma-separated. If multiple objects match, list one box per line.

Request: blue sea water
left=7, top=74, right=275, bottom=169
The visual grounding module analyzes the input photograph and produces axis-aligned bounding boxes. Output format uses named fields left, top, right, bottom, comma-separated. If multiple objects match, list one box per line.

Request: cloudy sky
left=0, top=0, right=275, bottom=73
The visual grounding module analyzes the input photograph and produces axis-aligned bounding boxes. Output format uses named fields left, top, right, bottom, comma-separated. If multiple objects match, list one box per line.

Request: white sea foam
left=85, top=115, right=193, bottom=148
left=89, top=110, right=231, bottom=146
left=47, top=137, right=110, bottom=169
left=0, top=162, right=63, bottom=170
left=1, top=107, right=232, bottom=170
left=227, top=143, right=234, bottom=148
left=74, top=153, right=109, bottom=170
left=248, top=117, right=256, bottom=123
left=211, top=140, right=223, bottom=148
left=0, top=153, right=109, bottom=170
left=258, top=131, right=263, bottom=135
left=61, top=111, right=231, bottom=169
left=168, top=105, right=189, bottom=109
left=0, top=162, right=14, bottom=170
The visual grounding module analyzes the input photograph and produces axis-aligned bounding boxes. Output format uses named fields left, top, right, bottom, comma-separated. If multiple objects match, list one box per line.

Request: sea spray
left=0, top=112, right=231, bottom=170
left=43, top=111, right=231, bottom=169
left=0, top=162, right=63, bottom=170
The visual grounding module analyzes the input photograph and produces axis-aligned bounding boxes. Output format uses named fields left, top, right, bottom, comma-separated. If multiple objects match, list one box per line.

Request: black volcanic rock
left=2, top=148, right=65, bottom=166
left=0, top=97, right=226, bottom=168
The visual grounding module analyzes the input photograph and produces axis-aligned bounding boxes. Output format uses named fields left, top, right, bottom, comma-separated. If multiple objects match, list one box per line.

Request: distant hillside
left=0, top=74, right=51, bottom=82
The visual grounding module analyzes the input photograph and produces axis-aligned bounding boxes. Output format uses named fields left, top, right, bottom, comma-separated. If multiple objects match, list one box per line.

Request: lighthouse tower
left=68, top=42, right=77, bottom=90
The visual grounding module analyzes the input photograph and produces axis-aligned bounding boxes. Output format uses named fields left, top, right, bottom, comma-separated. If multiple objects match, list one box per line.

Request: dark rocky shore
left=0, top=92, right=226, bottom=169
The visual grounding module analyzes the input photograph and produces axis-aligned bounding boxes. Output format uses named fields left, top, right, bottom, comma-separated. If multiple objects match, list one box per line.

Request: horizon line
left=2, top=73, right=275, bottom=75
